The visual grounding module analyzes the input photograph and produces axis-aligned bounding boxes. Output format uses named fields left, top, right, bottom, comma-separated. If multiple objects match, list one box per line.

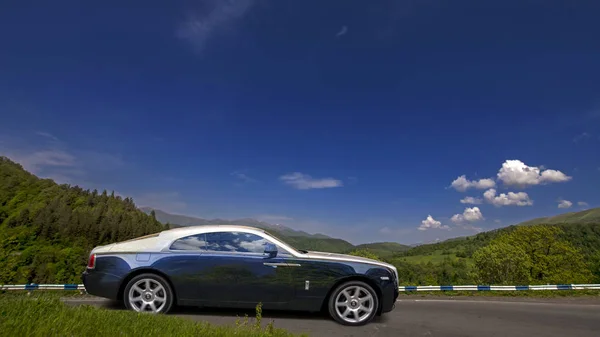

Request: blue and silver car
left=82, top=225, right=399, bottom=325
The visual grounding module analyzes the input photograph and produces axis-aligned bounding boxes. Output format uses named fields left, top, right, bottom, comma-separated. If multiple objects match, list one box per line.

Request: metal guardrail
left=399, top=284, right=600, bottom=291
left=2, top=284, right=600, bottom=291
left=1, top=284, right=86, bottom=291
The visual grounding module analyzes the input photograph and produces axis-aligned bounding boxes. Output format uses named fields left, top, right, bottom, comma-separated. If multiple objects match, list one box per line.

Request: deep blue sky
left=1, top=0, right=599, bottom=244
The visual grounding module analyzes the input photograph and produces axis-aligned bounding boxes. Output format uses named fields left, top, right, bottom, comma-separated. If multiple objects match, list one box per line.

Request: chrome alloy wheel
left=334, top=285, right=375, bottom=324
left=128, top=278, right=167, bottom=313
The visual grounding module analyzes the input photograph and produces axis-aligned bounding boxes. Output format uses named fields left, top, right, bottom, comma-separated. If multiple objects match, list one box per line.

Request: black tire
left=327, top=280, right=379, bottom=326
left=123, top=273, right=174, bottom=314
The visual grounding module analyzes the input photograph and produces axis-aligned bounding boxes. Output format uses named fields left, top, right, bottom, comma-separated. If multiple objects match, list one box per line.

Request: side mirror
left=264, top=243, right=278, bottom=258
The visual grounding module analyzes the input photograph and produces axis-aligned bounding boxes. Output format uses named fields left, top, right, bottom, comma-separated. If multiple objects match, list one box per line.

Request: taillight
left=87, top=254, right=96, bottom=269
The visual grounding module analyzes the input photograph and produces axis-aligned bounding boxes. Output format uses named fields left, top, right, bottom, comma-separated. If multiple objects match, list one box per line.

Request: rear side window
left=170, top=234, right=206, bottom=250
left=205, top=231, right=268, bottom=253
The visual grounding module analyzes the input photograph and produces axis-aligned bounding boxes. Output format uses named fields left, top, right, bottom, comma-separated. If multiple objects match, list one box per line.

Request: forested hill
left=0, top=157, right=168, bottom=284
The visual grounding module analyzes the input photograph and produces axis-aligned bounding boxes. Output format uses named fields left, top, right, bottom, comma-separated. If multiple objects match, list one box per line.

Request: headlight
left=387, top=265, right=399, bottom=285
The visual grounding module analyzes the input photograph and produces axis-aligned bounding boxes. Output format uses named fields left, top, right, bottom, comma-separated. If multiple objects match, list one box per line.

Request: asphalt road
left=63, top=296, right=600, bottom=337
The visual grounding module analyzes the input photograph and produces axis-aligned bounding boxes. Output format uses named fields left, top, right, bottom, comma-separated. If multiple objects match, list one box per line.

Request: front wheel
left=123, top=273, right=174, bottom=314
left=328, top=281, right=379, bottom=326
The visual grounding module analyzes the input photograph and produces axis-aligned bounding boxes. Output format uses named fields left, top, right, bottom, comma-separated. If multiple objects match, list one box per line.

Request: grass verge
left=0, top=296, right=307, bottom=337
left=0, top=290, right=89, bottom=299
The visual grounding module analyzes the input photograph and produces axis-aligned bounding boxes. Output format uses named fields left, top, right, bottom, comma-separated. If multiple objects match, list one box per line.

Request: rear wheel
left=327, top=280, right=379, bottom=326
left=123, top=273, right=174, bottom=314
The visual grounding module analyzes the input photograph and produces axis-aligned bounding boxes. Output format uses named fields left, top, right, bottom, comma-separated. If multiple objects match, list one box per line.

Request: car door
left=160, top=232, right=207, bottom=302
left=195, top=230, right=296, bottom=306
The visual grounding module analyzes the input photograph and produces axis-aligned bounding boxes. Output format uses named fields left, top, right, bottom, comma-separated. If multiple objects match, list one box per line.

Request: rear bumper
left=81, top=270, right=121, bottom=300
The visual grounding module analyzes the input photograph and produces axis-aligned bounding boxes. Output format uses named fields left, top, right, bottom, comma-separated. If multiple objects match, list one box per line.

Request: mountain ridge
left=140, top=207, right=412, bottom=253
left=391, top=206, right=600, bottom=263
left=140, top=206, right=600, bottom=256
left=140, top=207, right=334, bottom=239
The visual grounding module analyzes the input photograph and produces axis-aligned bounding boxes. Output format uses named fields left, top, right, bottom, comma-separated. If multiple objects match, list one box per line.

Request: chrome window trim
left=164, top=228, right=300, bottom=257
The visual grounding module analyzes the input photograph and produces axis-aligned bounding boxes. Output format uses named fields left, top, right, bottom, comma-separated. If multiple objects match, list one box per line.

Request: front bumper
left=380, top=283, right=399, bottom=313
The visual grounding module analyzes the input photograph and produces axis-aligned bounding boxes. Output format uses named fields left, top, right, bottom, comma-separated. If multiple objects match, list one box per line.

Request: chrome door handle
left=263, top=262, right=288, bottom=267
left=263, top=262, right=302, bottom=267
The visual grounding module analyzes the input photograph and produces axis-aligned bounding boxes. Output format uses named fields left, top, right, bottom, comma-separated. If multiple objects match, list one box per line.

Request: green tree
left=348, top=249, right=381, bottom=261
left=587, top=252, right=600, bottom=283
left=0, top=156, right=167, bottom=284
left=473, top=241, right=531, bottom=285
left=473, top=225, right=593, bottom=285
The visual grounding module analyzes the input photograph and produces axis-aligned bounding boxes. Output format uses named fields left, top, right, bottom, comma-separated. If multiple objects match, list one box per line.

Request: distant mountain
left=518, top=207, right=600, bottom=226
left=139, top=207, right=359, bottom=253
left=142, top=207, right=360, bottom=252
left=140, top=207, right=333, bottom=239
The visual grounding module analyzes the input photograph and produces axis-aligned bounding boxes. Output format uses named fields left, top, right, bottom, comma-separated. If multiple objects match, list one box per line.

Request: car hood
left=304, top=251, right=399, bottom=283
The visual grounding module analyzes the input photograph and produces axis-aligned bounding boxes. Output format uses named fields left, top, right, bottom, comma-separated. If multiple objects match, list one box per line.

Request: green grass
left=398, top=290, right=600, bottom=298
left=0, top=296, right=307, bottom=337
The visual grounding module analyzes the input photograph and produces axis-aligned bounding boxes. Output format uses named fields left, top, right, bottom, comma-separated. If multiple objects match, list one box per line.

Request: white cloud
left=483, top=188, right=533, bottom=207
left=231, top=170, right=257, bottom=184
left=377, top=226, right=414, bottom=239
left=335, top=26, right=348, bottom=37
left=557, top=199, right=573, bottom=209
left=13, top=149, right=77, bottom=173
left=460, top=196, right=483, bottom=205
left=451, top=207, right=484, bottom=224
left=458, top=224, right=484, bottom=233
left=0, top=132, right=124, bottom=186
left=496, top=160, right=571, bottom=187
left=176, top=0, right=254, bottom=54
left=578, top=201, right=589, bottom=207
left=379, top=227, right=393, bottom=234
left=35, top=131, right=59, bottom=142
left=450, top=175, right=496, bottom=192
left=573, top=132, right=591, bottom=143
left=134, top=192, right=188, bottom=213
left=418, top=215, right=449, bottom=231
left=279, top=172, right=343, bottom=190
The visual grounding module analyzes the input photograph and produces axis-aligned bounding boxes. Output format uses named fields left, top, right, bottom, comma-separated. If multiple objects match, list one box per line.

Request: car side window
left=203, top=231, right=293, bottom=256
left=170, top=233, right=206, bottom=250
left=205, top=231, right=268, bottom=253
